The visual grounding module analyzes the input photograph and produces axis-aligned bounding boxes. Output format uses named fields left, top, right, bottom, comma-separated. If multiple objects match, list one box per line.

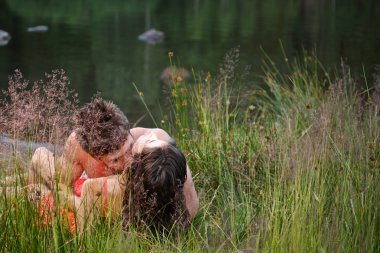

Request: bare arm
left=76, top=178, right=103, bottom=232
left=184, top=165, right=199, bottom=220
left=58, top=132, right=84, bottom=187
left=76, top=175, right=123, bottom=233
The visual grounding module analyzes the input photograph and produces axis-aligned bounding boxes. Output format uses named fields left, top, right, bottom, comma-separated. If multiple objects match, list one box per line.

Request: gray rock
left=0, top=30, right=11, bottom=46
left=0, top=135, right=63, bottom=173
left=27, top=25, right=48, bottom=32
left=0, top=135, right=63, bottom=154
left=138, top=28, right=164, bottom=44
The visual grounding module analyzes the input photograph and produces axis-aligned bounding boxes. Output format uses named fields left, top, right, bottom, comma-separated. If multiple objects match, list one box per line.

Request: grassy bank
left=0, top=53, right=379, bottom=252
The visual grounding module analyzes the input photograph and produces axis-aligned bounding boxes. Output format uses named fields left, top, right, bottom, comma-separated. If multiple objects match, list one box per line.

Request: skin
left=56, top=131, right=133, bottom=187
left=57, top=128, right=172, bottom=187
left=31, top=128, right=177, bottom=188
left=75, top=130, right=199, bottom=232
left=30, top=128, right=199, bottom=231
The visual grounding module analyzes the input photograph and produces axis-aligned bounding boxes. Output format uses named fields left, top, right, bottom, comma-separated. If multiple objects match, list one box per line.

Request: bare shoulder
left=151, top=128, right=171, bottom=140
left=129, top=127, right=149, bottom=139
left=65, top=131, right=80, bottom=148
left=130, top=127, right=173, bottom=143
left=82, top=177, right=103, bottom=192
left=82, top=175, right=120, bottom=192
left=63, top=131, right=86, bottom=161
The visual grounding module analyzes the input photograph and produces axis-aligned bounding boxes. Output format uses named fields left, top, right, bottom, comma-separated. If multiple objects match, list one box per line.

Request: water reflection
left=0, top=0, right=379, bottom=126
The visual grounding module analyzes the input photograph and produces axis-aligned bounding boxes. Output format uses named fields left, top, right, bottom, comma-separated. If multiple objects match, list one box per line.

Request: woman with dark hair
left=122, top=140, right=190, bottom=231
left=75, top=129, right=198, bottom=232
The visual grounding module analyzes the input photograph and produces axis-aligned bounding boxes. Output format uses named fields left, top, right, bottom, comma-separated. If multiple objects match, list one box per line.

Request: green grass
left=0, top=52, right=379, bottom=252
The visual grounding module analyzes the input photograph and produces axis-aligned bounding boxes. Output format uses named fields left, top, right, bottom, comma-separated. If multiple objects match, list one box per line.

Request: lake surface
left=0, top=0, right=379, bottom=126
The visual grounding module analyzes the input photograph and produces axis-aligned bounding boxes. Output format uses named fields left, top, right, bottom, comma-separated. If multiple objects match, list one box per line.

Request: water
left=0, top=0, right=379, bottom=126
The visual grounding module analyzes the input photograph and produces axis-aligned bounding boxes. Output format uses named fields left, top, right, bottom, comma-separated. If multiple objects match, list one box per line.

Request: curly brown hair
left=74, top=97, right=130, bottom=156
left=122, top=144, right=190, bottom=233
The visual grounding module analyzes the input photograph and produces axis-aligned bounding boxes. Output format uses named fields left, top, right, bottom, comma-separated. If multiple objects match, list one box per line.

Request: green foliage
left=0, top=51, right=379, bottom=252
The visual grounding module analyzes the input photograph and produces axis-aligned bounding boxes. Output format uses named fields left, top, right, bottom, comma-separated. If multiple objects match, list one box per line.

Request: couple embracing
left=29, top=97, right=199, bottom=233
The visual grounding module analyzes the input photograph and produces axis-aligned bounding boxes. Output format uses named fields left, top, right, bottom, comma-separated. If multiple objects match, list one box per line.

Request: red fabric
left=74, top=177, right=87, bottom=197
left=38, top=177, right=108, bottom=233
left=39, top=193, right=76, bottom=233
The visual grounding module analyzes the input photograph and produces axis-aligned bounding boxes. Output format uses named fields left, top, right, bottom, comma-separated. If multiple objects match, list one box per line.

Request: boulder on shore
left=0, top=135, right=63, bottom=173
left=0, top=30, right=11, bottom=46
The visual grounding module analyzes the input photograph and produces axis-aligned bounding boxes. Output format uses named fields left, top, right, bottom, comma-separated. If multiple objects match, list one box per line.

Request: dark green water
left=0, top=0, right=379, bottom=125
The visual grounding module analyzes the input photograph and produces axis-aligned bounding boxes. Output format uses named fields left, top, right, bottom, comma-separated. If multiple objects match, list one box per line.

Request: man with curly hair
left=31, top=97, right=133, bottom=191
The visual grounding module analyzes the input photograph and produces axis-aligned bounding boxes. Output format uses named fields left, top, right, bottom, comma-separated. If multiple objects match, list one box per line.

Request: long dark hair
left=122, top=144, right=190, bottom=232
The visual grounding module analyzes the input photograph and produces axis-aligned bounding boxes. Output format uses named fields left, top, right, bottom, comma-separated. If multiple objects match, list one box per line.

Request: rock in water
left=138, top=28, right=164, bottom=44
left=0, top=30, right=11, bottom=46
left=27, top=25, right=48, bottom=32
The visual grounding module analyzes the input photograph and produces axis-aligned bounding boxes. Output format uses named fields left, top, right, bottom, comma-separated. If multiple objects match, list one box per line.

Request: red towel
left=39, top=177, right=108, bottom=233
left=39, top=193, right=76, bottom=233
